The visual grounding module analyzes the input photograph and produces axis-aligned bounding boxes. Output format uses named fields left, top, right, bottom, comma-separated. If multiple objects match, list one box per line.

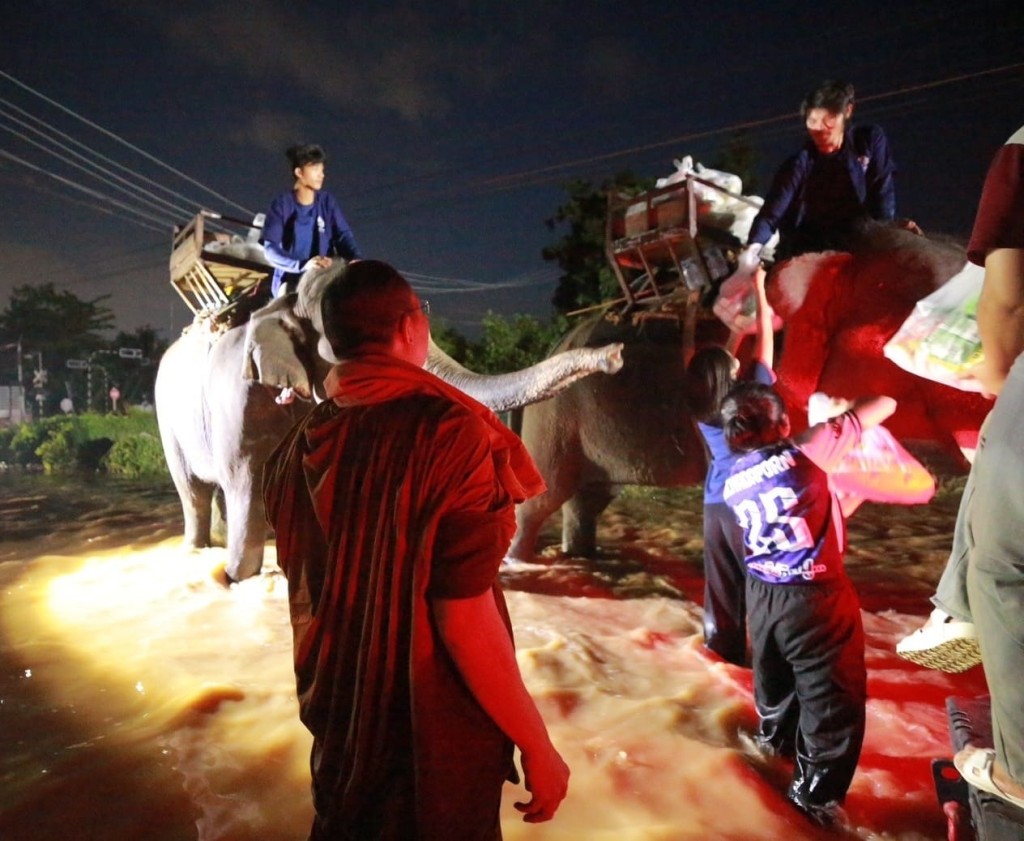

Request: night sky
left=1, top=0, right=1021, bottom=339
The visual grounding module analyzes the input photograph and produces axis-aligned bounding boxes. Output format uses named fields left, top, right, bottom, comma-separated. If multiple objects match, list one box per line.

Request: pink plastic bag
left=807, top=393, right=936, bottom=515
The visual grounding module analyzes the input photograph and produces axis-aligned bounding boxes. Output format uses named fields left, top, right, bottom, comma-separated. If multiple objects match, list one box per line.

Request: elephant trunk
left=425, top=340, right=624, bottom=413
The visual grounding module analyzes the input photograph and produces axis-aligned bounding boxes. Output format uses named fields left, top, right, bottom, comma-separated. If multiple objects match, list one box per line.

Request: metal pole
left=16, top=337, right=22, bottom=386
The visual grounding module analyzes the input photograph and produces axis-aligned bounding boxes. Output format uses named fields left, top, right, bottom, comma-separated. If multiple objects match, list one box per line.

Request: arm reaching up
left=752, top=266, right=774, bottom=370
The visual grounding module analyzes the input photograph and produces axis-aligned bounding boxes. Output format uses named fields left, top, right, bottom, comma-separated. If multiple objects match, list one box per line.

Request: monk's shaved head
left=322, top=260, right=420, bottom=358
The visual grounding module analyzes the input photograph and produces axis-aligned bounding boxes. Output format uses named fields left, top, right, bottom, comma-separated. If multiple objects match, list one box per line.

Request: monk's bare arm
left=976, top=247, right=1024, bottom=396
left=432, top=594, right=569, bottom=823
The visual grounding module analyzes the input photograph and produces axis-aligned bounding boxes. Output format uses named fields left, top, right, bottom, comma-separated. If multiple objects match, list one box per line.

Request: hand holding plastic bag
left=808, top=392, right=936, bottom=516
left=883, top=263, right=986, bottom=392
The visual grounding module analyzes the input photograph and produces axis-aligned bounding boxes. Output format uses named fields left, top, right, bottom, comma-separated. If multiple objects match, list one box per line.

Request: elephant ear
left=293, top=263, right=342, bottom=365
left=241, top=294, right=314, bottom=399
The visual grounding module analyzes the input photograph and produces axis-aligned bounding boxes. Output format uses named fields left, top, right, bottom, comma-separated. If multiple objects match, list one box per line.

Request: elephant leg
left=163, top=438, right=215, bottom=550
left=510, top=489, right=568, bottom=562
left=562, top=483, right=617, bottom=557
left=222, top=466, right=268, bottom=582
left=211, top=487, right=228, bottom=547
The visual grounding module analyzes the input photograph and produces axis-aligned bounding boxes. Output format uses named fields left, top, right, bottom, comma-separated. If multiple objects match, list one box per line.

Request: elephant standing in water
left=155, top=264, right=624, bottom=582
left=510, top=227, right=992, bottom=562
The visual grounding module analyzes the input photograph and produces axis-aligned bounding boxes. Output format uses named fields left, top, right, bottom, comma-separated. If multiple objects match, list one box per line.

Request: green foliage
left=0, top=424, right=14, bottom=464
left=430, top=321, right=470, bottom=364
left=463, top=312, right=566, bottom=374
left=0, top=409, right=166, bottom=476
left=35, top=419, right=81, bottom=474
left=0, top=283, right=115, bottom=381
left=8, top=418, right=63, bottom=466
left=543, top=173, right=649, bottom=315
left=104, top=432, right=166, bottom=478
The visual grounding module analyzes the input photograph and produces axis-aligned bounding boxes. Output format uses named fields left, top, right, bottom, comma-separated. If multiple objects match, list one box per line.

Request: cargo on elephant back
left=510, top=172, right=990, bottom=564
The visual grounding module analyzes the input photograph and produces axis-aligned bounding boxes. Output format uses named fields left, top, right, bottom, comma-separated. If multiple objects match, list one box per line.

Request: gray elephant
left=510, top=227, right=991, bottom=563
left=509, top=295, right=720, bottom=561
left=155, top=263, right=624, bottom=582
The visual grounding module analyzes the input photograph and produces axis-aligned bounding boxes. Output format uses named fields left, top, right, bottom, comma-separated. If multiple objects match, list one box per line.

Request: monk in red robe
left=263, top=260, right=569, bottom=840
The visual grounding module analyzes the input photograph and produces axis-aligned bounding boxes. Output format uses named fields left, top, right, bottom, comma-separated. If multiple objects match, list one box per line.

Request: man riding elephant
left=737, top=80, right=905, bottom=271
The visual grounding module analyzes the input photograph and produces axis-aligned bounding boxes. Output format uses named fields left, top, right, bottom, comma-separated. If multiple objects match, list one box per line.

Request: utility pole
left=16, top=336, right=22, bottom=386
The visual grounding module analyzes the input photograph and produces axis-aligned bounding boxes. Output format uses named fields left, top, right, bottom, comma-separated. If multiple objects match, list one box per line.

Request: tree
left=0, top=283, right=115, bottom=381
left=542, top=173, right=649, bottom=316
left=463, top=312, right=565, bottom=375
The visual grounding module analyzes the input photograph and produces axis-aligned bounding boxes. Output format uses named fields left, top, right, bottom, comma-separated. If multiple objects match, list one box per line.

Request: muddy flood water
left=0, top=472, right=991, bottom=840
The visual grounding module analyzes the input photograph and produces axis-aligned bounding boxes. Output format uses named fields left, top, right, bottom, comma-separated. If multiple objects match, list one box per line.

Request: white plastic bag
left=883, top=263, right=985, bottom=392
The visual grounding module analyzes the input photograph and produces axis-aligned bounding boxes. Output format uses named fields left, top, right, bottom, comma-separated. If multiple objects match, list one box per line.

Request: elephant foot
left=210, top=560, right=236, bottom=589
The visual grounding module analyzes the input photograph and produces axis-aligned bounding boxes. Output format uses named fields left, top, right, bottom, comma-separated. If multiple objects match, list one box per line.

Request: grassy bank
left=0, top=410, right=167, bottom=477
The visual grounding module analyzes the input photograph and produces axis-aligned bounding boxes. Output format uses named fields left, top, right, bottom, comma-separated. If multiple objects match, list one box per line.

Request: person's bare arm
left=795, top=395, right=896, bottom=471
left=976, top=248, right=1024, bottom=396
left=432, top=593, right=569, bottom=823
left=752, top=266, right=774, bottom=370
left=847, top=395, right=897, bottom=430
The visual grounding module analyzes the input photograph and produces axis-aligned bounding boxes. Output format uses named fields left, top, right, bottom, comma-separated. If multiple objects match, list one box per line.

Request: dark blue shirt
left=748, top=124, right=896, bottom=258
left=696, top=359, right=775, bottom=504
left=261, top=189, right=362, bottom=295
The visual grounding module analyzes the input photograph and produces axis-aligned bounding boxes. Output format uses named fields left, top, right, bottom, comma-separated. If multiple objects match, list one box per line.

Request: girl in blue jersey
left=686, top=267, right=775, bottom=665
left=721, top=383, right=895, bottom=827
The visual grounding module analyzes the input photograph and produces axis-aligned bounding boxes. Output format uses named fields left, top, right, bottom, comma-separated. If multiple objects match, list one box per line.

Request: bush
left=0, top=409, right=168, bottom=476
left=104, top=431, right=167, bottom=477
left=35, top=418, right=82, bottom=473
left=0, top=424, right=16, bottom=464
left=9, top=417, right=70, bottom=467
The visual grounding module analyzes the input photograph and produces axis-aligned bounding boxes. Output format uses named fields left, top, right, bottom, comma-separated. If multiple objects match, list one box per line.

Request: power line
left=0, top=96, right=208, bottom=221
left=0, top=146, right=168, bottom=233
left=0, top=69, right=254, bottom=218
left=0, top=107, right=195, bottom=224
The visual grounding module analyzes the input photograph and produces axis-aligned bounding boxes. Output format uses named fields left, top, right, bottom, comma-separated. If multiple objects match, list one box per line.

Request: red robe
left=263, top=355, right=544, bottom=841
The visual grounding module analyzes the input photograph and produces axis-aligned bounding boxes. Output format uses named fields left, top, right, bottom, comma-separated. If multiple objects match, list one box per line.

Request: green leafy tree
left=0, top=284, right=116, bottom=400
left=430, top=321, right=470, bottom=364
left=543, top=173, right=649, bottom=316
left=464, top=312, right=565, bottom=375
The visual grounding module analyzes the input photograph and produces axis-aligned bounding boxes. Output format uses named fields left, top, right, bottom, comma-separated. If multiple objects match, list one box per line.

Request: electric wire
left=0, top=69, right=254, bottom=218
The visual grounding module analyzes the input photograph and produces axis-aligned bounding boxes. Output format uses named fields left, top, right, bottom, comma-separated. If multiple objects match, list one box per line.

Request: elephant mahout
left=155, top=263, right=624, bottom=582
left=510, top=225, right=992, bottom=562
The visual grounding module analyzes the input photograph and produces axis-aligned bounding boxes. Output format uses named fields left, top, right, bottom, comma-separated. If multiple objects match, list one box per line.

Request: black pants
left=747, top=577, right=866, bottom=812
left=702, top=501, right=748, bottom=665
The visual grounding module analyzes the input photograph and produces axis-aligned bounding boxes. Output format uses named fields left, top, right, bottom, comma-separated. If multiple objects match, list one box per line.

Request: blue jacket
left=261, top=189, right=362, bottom=295
left=748, top=124, right=896, bottom=255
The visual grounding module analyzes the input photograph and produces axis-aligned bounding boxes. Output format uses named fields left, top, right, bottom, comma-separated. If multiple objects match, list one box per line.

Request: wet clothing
left=696, top=359, right=774, bottom=664
left=747, top=576, right=866, bottom=817
left=724, top=410, right=867, bottom=816
left=261, top=189, right=362, bottom=296
left=263, top=354, right=544, bottom=840
left=961, top=124, right=1024, bottom=784
left=748, top=124, right=896, bottom=260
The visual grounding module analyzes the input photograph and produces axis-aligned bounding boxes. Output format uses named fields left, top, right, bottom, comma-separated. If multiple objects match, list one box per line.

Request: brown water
left=0, top=474, right=989, bottom=840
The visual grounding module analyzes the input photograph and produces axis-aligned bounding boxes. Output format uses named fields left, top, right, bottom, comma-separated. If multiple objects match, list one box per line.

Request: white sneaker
left=896, top=608, right=980, bottom=673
